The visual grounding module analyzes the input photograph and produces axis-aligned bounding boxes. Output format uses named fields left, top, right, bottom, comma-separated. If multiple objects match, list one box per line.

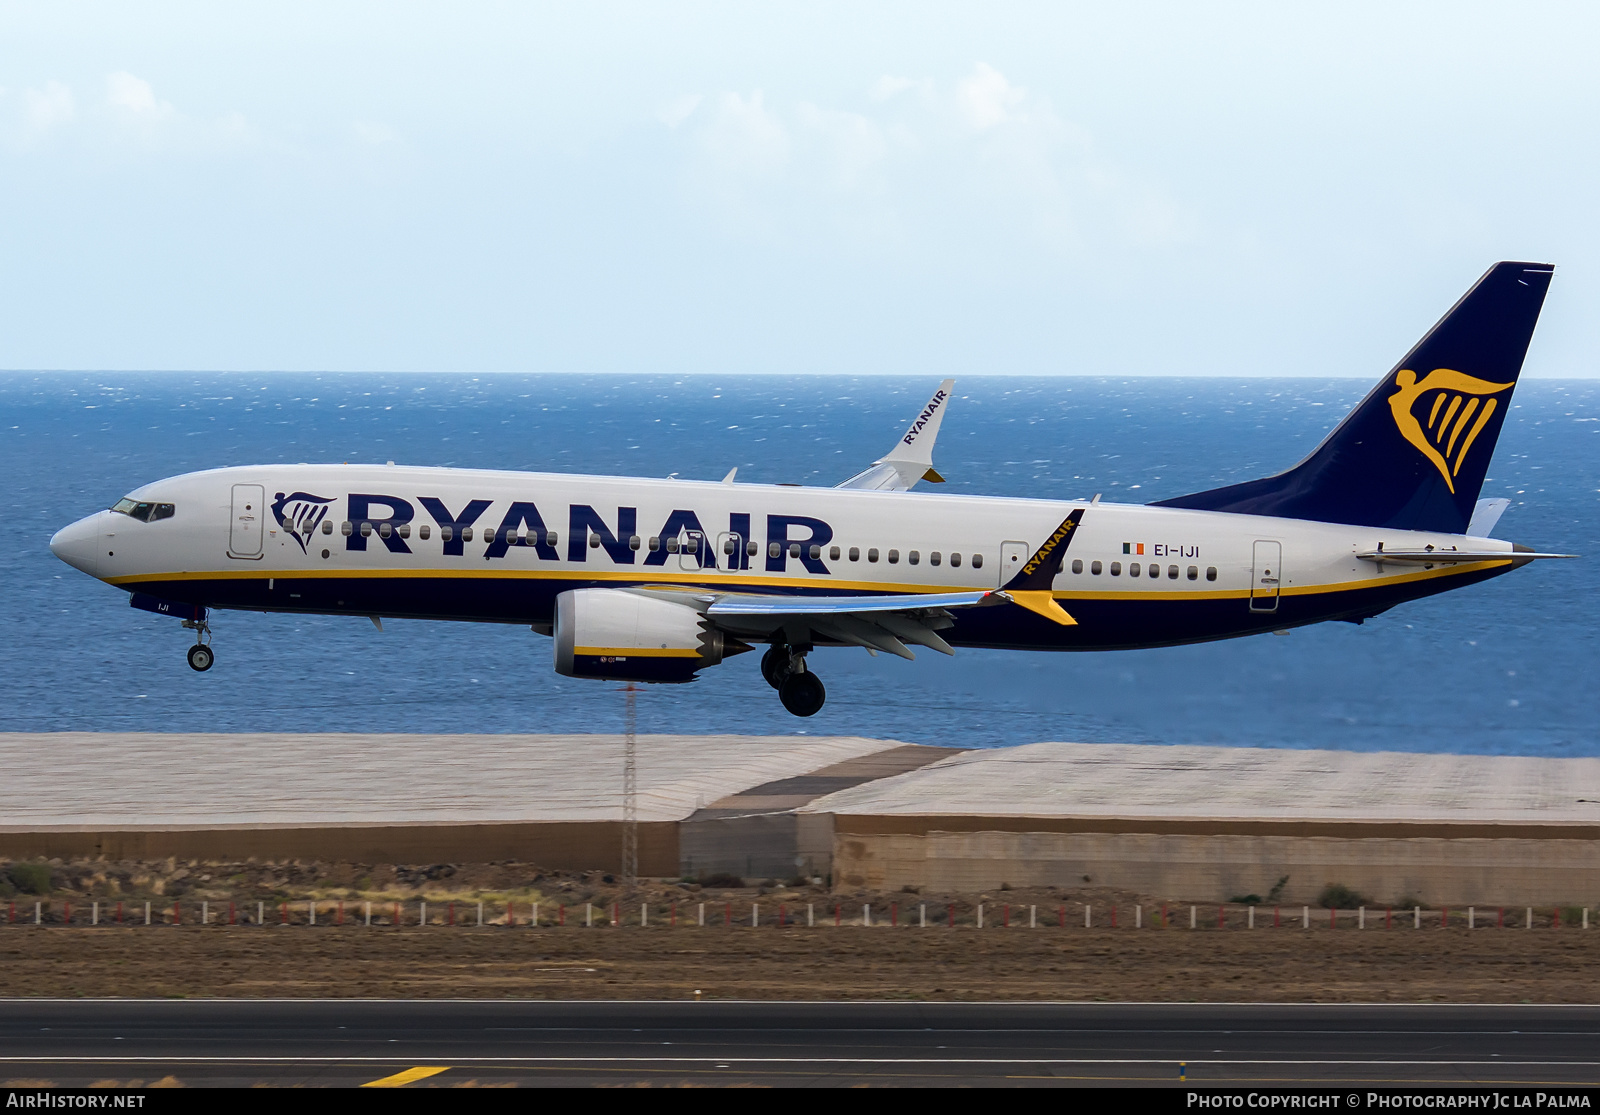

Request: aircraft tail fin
left=836, top=379, right=954, bottom=492
left=1153, top=262, right=1553, bottom=534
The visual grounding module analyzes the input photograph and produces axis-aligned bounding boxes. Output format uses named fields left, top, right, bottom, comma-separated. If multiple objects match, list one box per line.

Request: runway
left=3, top=1000, right=1599, bottom=1087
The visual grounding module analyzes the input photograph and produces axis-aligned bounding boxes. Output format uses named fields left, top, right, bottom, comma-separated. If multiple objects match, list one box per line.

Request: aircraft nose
left=50, top=513, right=103, bottom=577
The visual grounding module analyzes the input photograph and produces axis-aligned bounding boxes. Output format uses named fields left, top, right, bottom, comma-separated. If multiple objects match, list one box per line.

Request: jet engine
left=553, top=588, right=743, bottom=683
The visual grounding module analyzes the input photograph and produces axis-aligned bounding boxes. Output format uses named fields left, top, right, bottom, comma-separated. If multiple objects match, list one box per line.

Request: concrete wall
left=679, top=814, right=831, bottom=882
left=832, top=828, right=1600, bottom=906
left=0, top=822, right=679, bottom=877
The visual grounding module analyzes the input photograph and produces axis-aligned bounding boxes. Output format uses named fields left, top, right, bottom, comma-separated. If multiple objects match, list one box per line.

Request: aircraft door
left=229, top=483, right=265, bottom=559
left=716, top=531, right=745, bottom=572
left=677, top=529, right=710, bottom=571
left=1249, top=540, right=1282, bottom=612
left=999, top=540, right=1029, bottom=586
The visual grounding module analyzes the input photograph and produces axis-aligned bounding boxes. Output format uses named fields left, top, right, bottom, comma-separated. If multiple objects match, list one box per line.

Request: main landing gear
left=762, top=643, right=826, bottom=717
left=183, top=617, right=214, bottom=672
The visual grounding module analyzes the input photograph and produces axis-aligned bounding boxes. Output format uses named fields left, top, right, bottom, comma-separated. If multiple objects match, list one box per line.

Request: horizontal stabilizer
left=1357, top=547, right=1572, bottom=565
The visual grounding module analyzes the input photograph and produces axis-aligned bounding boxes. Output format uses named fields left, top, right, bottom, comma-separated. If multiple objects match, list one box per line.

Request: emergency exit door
left=999, top=540, right=1029, bottom=586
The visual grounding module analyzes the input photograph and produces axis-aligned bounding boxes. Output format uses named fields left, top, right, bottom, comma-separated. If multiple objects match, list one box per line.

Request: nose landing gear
left=763, top=642, right=825, bottom=716
left=183, top=617, right=214, bottom=672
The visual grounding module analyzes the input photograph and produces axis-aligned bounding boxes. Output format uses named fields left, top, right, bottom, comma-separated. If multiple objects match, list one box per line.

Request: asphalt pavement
left=2, top=1000, right=1598, bottom=1088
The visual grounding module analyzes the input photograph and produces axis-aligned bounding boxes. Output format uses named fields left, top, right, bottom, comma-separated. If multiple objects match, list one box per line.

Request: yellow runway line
left=361, top=1065, right=450, bottom=1088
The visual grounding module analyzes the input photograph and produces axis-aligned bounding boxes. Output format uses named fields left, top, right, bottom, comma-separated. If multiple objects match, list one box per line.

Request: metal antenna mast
left=621, top=682, right=640, bottom=885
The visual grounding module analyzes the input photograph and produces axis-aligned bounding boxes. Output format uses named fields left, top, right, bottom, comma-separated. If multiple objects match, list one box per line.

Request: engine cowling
left=553, top=588, right=736, bottom=683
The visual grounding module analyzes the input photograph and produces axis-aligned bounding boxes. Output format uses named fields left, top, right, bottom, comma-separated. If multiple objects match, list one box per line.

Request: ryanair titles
left=902, top=388, right=948, bottom=447
left=291, top=492, right=835, bottom=574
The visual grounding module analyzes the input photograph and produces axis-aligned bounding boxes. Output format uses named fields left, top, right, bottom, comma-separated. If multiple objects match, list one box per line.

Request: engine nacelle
left=553, top=588, right=733, bottom=683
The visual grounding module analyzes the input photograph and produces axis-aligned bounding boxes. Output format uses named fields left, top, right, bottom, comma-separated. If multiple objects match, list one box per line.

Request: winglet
left=836, top=379, right=956, bottom=491
left=997, top=590, right=1077, bottom=625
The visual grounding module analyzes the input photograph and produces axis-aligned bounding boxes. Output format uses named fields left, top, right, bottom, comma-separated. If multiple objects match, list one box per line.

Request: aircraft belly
left=124, top=557, right=1514, bottom=647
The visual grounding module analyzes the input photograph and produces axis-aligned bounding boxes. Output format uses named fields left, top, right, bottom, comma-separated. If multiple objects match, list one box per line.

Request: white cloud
left=668, top=62, right=1193, bottom=257
left=105, top=71, right=173, bottom=119
left=955, top=62, right=1024, bottom=130
left=656, top=93, right=703, bottom=130
left=698, top=91, right=790, bottom=177
left=795, top=103, right=887, bottom=191
left=23, top=81, right=75, bottom=132
left=868, top=75, right=930, bottom=103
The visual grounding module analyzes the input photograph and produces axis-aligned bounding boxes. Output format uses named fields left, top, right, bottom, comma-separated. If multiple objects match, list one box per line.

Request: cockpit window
left=110, top=498, right=175, bottom=523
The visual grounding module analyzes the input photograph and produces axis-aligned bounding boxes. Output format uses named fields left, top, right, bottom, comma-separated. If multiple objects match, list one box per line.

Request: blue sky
left=2, top=2, right=1596, bottom=376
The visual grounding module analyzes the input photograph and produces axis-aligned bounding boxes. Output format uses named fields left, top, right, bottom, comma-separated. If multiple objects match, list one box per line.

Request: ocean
left=3, top=372, right=1597, bottom=755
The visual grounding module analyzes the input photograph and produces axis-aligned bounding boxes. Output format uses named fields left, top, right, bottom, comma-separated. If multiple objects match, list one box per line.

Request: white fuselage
left=50, top=463, right=1520, bottom=652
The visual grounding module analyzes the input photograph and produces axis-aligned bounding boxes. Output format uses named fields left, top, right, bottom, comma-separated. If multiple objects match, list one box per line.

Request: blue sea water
left=2, top=372, right=1597, bottom=755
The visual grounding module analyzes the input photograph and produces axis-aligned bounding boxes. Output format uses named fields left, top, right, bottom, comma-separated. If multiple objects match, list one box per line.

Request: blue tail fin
left=1153, top=261, right=1553, bottom=533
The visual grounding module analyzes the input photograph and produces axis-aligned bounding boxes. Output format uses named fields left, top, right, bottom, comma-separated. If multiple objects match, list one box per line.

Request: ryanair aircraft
left=50, top=262, right=1570, bottom=716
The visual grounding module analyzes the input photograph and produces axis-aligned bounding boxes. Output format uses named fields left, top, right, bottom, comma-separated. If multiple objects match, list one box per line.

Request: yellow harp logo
left=1387, top=368, right=1514, bottom=494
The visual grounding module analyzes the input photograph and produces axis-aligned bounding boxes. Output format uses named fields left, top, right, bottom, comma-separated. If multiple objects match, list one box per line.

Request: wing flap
left=705, top=589, right=1002, bottom=616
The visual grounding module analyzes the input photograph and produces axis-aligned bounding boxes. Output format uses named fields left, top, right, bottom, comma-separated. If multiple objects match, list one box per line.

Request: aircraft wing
left=701, top=589, right=1003, bottom=659
left=836, top=379, right=955, bottom=491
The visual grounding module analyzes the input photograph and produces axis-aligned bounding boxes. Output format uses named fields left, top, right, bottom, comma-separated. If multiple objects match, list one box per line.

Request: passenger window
left=1110, top=561, right=1121, bottom=576
left=649, top=536, right=661, bottom=551
left=867, top=548, right=879, bottom=562
left=1091, top=560, right=1102, bottom=575
left=545, top=531, right=557, bottom=547
left=439, top=525, right=452, bottom=542
left=908, top=550, right=920, bottom=565
left=360, top=522, right=373, bottom=537
left=746, top=540, right=758, bottom=556
left=950, top=553, right=961, bottom=568
left=971, top=553, right=983, bottom=569
left=589, top=533, right=602, bottom=548
left=461, top=526, right=474, bottom=542
left=930, top=552, right=941, bottom=566
left=1071, top=559, right=1083, bottom=574
left=722, top=537, right=735, bottom=554
left=666, top=537, right=679, bottom=553
left=632, top=535, right=644, bottom=551
left=809, top=544, right=822, bottom=560
left=341, top=521, right=353, bottom=537
left=1167, top=564, right=1178, bottom=579
left=378, top=523, right=392, bottom=539
left=1187, top=565, right=1198, bottom=580
left=1206, top=566, right=1217, bottom=581
left=789, top=542, right=801, bottom=558
left=849, top=546, right=860, bottom=561
left=1130, top=562, right=1140, bottom=577
left=322, top=521, right=334, bottom=535
left=418, top=524, right=430, bottom=540
left=887, top=549, right=900, bottom=564
left=830, top=545, right=840, bottom=560
left=769, top=542, right=782, bottom=559
left=397, top=523, right=410, bottom=539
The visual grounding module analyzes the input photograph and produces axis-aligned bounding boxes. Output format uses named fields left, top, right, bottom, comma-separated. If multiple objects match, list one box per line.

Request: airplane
left=50, top=261, right=1571, bottom=717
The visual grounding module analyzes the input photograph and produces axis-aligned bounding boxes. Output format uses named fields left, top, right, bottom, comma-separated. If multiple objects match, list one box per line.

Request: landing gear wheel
left=760, top=645, right=789, bottom=689
left=187, top=644, right=214, bottom=672
left=779, top=670, right=825, bottom=717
